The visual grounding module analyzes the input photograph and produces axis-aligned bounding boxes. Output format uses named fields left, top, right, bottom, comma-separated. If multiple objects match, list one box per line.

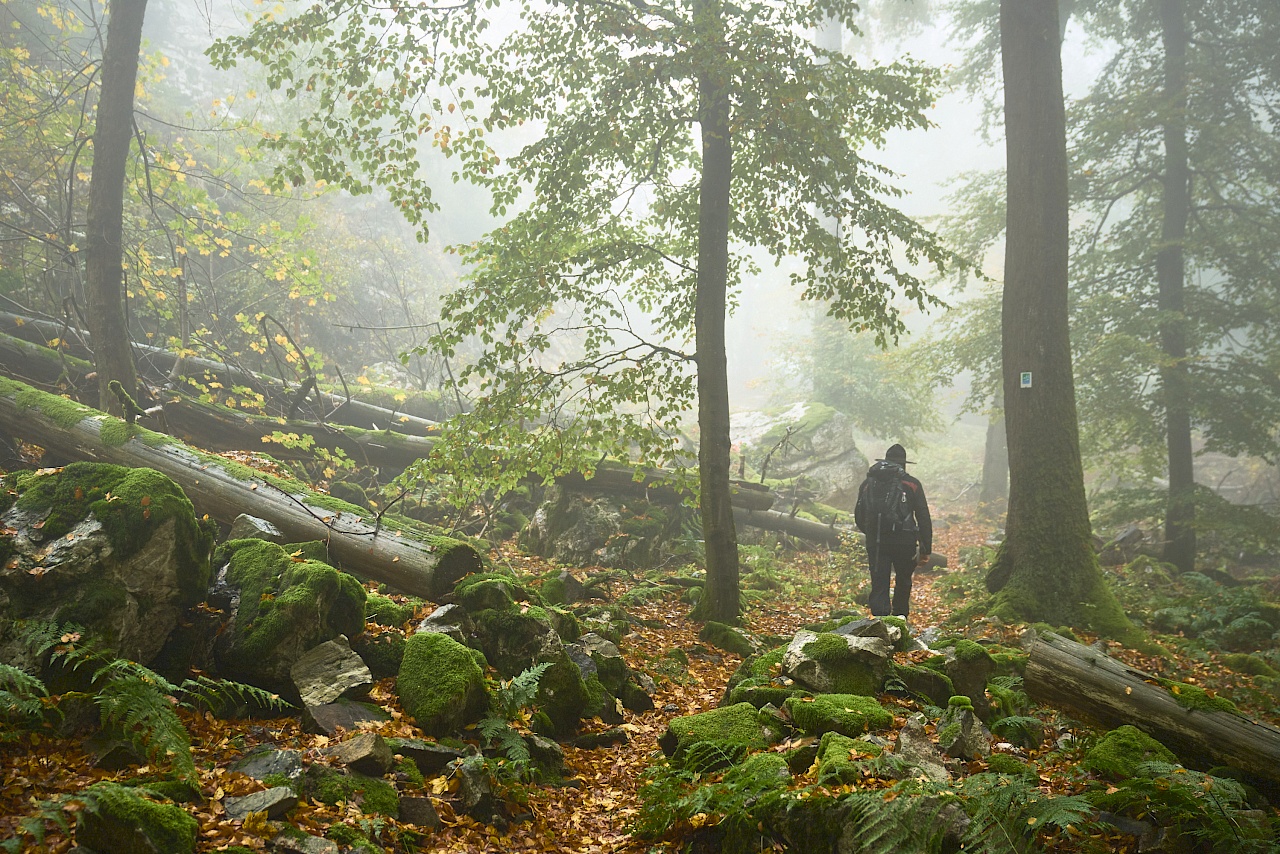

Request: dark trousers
left=867, top=541, right=916, bottom=617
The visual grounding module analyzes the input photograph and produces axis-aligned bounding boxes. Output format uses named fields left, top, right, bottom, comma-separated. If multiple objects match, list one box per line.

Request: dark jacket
left=854, top=467, right=933, bottom=553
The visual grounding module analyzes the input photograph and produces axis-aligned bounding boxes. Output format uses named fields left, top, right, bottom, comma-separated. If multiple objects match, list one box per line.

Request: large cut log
left=560, top=464, right=775, bottom=512
left=0, top=312, right=441, bottom=437
left=0, top=330, right=94, bottom=390
left=732, top=507, right=843, bottom=547
left=1025, top=632, right=1280, bottom=786
left=159, top=394, right=436, bottom=473
left=0, top=377, right=479, bottom=600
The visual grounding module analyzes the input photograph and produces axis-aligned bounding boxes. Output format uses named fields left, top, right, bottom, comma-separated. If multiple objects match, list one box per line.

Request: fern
left=0, top=663, right=49, bottom=735
left=0, top=796, right=73, bottom=854
left=990, top=715, right=1043, bottom=745
left=956, top=772, right=1093, bottom=853
left=841, top=790, right=951, bottom=854
left=476, top=662, right=552, bottom=775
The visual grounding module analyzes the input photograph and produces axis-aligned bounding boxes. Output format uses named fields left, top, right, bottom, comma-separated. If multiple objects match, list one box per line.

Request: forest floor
left=2, top=511, right=1279, bottom=852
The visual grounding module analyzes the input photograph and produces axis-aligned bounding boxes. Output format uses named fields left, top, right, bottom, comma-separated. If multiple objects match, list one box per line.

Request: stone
left=232, top=748, right=305, bottom=785
left=566, top=643, right=599, bottom=680
left=415, top=603, right=470, bottom=644
left=893, top=714, right=950, bottom=784
left=396, top=632, right=487, bottom=736
left=832, top=617, right=892, bottom=643
left=784, top=694, right=894, bottom=738
left=566, top=728, right=630, bottom=749
left=224, top=787, right=298, bottom=821
left=540, top=570, right=587, bottom=606
left=469, top=606, right=564, bottom=679
left=573, top=632, right=628, bottom=693
left=213, top=539, right=366, bottom=696
left=399, top=796, right=441, bottom=829
left=891, top=664, right=955, bottom=708
left=524, top=733, right=567, bottom=776
left=290, top=635, right=373, bottom=707
left=77, top=781, right=197, bottom=854
left=0, top=463, right=213, bottom=670
left=942, top=641, right=996, bottom=721
left=387, top=738, right=465, bottom=776
left=228, top=514, right=284, bottom=543
left=323, top=732, right=394, bottom=777
left=699, top=621, right=761, bottom=657
left=658, top=702, right=782, bottom=766
left=302, top=698, right=390, bottom=736
left=271, top=832, right=339, bottom=854
left=456, top=759, right=500, bottom=822
left=936, top=702, right=991, bottom=761
left=781, top=630, right=891, bottom=696
left=619, top=679, right=655, bottom=713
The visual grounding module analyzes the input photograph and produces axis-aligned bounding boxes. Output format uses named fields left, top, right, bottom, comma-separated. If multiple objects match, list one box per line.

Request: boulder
left=302, top=698, right=390, bottom=736
left=396, top=632, right=487, bottom=736
left=699, top=621, right=761, bottom=657
left=891, top=663, right=956, bottom=708
left=232, top=748, right=305, bottom=786
left=77, top=781, right=197, bottom=854
left=893, top=714, right=951, bottom=784
left=539, top=570, right=587, bottom=606
left=658, top=702, right=782, bottom=768
left=942, top=640, right=996, bottom=721
left=781, top=630, right=891, bottom=696
left=224, top=787, right=298, bottom=821
left=936, top=697, right=991, bottom=761
left=784, top=694, right=894, bottom=738
left=323, top=732, right=394, bottom=777
left=0, top=463, right=212, bottom=668
left=570, top=632, right=628, bottom=694
left=290, top=635, right=372, bottom=707
left=415, top=603, right=470, bottom=644
left=228, top=513, right=284, bottom=543
left=399, top=796, right=441, bottom=829
left=213, top=539, right=365, bottom=696
left=815, top=732, right=883, bottom=784
left=468, top=606, right=564, bottom=678
left=271, top=832, right=339, bottom=854
left=387, top=738, right=465, bottom=777
left=521, top=486, right=677, bottom=568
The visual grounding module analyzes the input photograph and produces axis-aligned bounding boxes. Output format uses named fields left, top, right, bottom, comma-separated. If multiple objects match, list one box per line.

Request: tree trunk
left=1025, top=632, right=1280, bottom=786
left=1158, top=0, right=1196, bottom=574
left=0, top=311, right=441, bottom=438
left=987, top=0, right=1128, bottom=635
left=731, top=507, right=841, bottom=547
left=83, top=0, right=146, bottom=416
left=0, top=378, right=480, bottom=600
left=978, top=391, right=1008, bottom=508
left=694, top=0, right=740, bottom=623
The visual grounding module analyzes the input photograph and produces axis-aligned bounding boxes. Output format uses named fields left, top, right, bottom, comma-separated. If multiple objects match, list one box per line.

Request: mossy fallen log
left=1025, top=631, right=1280, bottom=786
left=559, top=464, right=775, bottom=512
left=731, top=507, right=843, bottom=547
left=0, top=377, right=479, bottom=599
left=0, top=311, right=440, bottom=437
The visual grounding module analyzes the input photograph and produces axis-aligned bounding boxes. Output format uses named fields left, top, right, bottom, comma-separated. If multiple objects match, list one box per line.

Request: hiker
left=854, top=444, right=933, bottom=619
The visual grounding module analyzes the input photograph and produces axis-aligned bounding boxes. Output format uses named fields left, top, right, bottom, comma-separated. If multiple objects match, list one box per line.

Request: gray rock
left=302, top=698, right=390, bottom=736
left=457, top=759, right=499, bottom=821
left=228, top=514, right=284, bottom=543
left=271, top=832, right=339, bottom=854
left=415, top=603, right=470, bottom=644
left=781, top=629, right=891, bottom=695
left=524, top=733, right=567, bottom=776
left=620, top=679, right=655, bottom=712
left=574, top=632, right=628, bottom=693
left=224, top=787, right=298, bottom=821
left=832, top=617, right=892, bottom=643
left=893, top=665, right=954, bottom=708
left=633, top=671, right=658, bottom=696
left=388, top=738, right=465, bottom=776
left=937, top=705, right=992, bottom=761
left=232, top=748, right=304, bottom=785
left=943, top=648, right=995, bottom=722
left=323, top=732, right=394, bottom=776
left=399, top=796, right=441, bottom=829
left=290, top=635, right=373, bottom=707
left=566, top=643, right=599, bottom=680
left=892, top=714, right=950, bottom=784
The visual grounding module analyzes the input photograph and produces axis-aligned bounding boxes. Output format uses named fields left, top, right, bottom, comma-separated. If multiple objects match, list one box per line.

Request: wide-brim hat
left=880, top=443, right=914, bottom=465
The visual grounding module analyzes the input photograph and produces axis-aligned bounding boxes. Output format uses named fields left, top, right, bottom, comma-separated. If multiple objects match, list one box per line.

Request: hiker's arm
left=913, top=482, right=933, bottom=555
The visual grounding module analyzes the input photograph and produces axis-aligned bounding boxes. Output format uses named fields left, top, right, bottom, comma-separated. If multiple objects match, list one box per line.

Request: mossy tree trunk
left=694, top=0, right=740, bottom=624
left=84, top=0, right=146, bottom=417
left=1157, top=0, right=1196, bottom=574
left=987, top=0, right=1131, bottom=637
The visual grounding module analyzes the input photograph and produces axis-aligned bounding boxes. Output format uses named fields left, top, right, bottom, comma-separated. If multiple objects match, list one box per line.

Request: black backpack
left=862, top=461, right=918, bottom=534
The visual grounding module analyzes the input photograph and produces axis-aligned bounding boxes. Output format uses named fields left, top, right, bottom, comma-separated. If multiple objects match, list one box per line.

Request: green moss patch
left=79, top=781, right=197, bottom=853
left=816, top=731, right=882, bottom=784
left=396, top=632, right=487, bottom=736
left=1082, top=725, right=1178, bottom=780
left=660, top=702, right=780, bottom=766
left=699, top=621, right=757, bottom=657
left=784, top=694, right=894, bottom=738
left=365, top=593, right=418, bottom=627
left=1159, top=679, right=1238, bottom=714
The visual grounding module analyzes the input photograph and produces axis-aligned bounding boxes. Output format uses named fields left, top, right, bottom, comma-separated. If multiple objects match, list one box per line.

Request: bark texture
left=1158, top=0, right=1196, bottom=573
left=988, top=0, right=1125, bottom=634
left=84, top=0, right=146, bottom=415
left=694, top=0, right=740, bottom=623
left=1026, top=632, right=1280, bottom=786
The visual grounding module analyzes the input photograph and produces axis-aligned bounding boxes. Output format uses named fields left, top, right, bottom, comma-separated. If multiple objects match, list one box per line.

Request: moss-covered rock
left=784, top=694, right=894, bottom=738
left=987, top=753, right=1037, bottom=779
left=815, top=731, right=882, bottom=784
left=306, top=766, right=399, bottom=817
left=350, top=631, right=406, bottom=680
left=658, top=702, right=782, bottom=767
left=365, top=593, right=418, bottom=627
left=891, top=663, right=955, bottom=708
left=535, top=647, right=592, bottom=735
left=1082, top=725, right=1178, bottom=780
left=699, top=621, right=759, bottom=657
left=396, top=632, right=487, bottom=736
left=0, top=463, right=213, bottom=667
left=213, top=539, right=366, bottom=694
left=782, top=630, right=890, bottom=696
left=453, top=571, right=526, bottom=612
left=77, top=781, right=197, bottom=853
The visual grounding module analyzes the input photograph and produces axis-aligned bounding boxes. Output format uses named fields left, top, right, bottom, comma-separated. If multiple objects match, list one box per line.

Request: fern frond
left=841, top=790, right=948, bottom=854
left=0, top=663, right=48, bottom=730
left=178, top=674, right=292, bottom=714
left=506, top=662, right=552, bottom=710
left=95, top=676, right=196, bottom=782
left=1, top=797, right=73, bottom=854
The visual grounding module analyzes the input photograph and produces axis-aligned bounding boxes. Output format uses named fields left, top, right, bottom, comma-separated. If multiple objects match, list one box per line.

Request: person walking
left=854, top=444, right=933, bottom=619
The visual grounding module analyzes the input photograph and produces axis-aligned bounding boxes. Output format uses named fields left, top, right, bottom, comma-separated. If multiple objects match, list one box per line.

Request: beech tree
left=215, top=0, right=955, bottom=620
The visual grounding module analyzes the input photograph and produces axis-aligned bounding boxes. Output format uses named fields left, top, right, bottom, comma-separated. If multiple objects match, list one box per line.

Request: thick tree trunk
left=988, top=0, right=1124, bottom=633
left=1158, top=0, right=1196, bottom=574
left=1025, top=632, right=1280, bottom=786
left=0, top=379, right=480, bottom=599
left=694, top=0, right=740, bottom=623
left=83, top=0, right=146, bottom=416
left=978, top=391, right=1008, bottom=508
left=0, top=312, right=441, bottom=438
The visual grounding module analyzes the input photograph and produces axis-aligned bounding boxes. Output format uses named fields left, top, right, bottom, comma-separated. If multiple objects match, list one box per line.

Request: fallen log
left=0, top=330, right=94, bottom=390
left=0, top=377, right=479, bottom=600
left=1025, top=632, right=1280, bottom=786
left=732, top=506, right=844, bottom=547
left=0, top=312, right=441, bottom=437
left=159, top=394, right=436, bottom=473
left=560, top=464, right=775, bottom=512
